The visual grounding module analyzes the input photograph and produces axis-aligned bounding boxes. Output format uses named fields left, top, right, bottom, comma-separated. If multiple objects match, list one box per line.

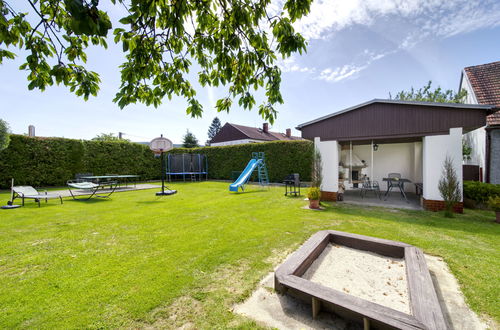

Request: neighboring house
left=460, top=61, right=500, bottom=184
left=209, top=123, right=302, bottom=146
left=296, top=99, right=498, bottom=212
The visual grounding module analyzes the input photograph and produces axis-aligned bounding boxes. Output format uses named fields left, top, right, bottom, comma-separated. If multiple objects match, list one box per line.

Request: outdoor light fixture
left=373, top=143, right=379, bottom=151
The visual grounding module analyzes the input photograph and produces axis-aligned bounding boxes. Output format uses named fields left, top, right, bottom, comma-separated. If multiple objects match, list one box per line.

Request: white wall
left=210, top=139, right=261, bottom=146
left=347, top=142, right=422, bottom=192
left=461, top=72, right=486, bottom=177
left=422, top=128, right=463, bottom=201
left=314, top=137, right=339, bottom=192
left=463, top=127, right=486, bottom=169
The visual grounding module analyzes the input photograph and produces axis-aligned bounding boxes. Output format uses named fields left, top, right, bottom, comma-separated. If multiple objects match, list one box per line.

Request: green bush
left=307, top=187, right=321, bottom=200
left=0, top=136, right=313, bottom=188
left=488, top=196, right=500, bottom=212
left=0, top=135, right=160, bottom=188
left=463, top=180, right=500, bottom=203
left=168, top=140, right=313, bottom=182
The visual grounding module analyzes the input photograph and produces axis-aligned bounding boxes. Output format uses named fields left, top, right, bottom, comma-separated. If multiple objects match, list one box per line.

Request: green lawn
left=0, top=182, right=498, bottom=328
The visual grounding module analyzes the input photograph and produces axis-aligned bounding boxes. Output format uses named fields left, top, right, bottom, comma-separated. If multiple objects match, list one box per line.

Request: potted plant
left=488, top=196, right=500, bottom=223
left=307, top=187, right=321, bottom=209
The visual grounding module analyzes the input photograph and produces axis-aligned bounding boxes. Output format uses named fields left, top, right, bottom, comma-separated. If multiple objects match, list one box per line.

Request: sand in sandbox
left=302, top=244, right=411, bottom=314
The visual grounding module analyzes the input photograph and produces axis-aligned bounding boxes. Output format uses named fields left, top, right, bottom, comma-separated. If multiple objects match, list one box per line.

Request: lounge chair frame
left=67, top=180, right=118, bottom=200
left=12, top=186, right=63, bottom=207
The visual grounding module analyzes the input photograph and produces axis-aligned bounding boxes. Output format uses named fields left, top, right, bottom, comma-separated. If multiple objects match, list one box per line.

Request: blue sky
left=1, top=0, right=499, bottom=144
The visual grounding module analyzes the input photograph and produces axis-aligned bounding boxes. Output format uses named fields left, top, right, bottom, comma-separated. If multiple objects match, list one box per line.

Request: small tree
left=390, top=81, right=467, bottom=104
left=183, top=130, right=199, bottom=148
left=92, top=133, right=130, bottom=142
left=311, top=149, right=323, bottom=188
left=438, top=156, right=462, bottom=217
left=207, top=117, right=222, bottom=145
left=462, top=138, right=472, bottom=161
left=0, top=119, right=10, bottom=151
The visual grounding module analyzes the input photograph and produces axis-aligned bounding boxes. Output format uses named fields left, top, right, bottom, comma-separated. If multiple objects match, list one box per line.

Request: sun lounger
left=12, top=186, right=63, bottom=207
left=67, top=180, right=118, bottom=200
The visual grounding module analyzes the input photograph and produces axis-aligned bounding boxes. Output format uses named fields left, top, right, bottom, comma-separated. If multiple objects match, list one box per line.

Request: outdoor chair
left=387, top=173, right=403, bottom=189
left=360, top=177, right=381, bottom=199
left=12, top=186, right=63, bottom=207
left=67, top=180, right=118, bottom=200
left=384, top=172, right=404, bottom=200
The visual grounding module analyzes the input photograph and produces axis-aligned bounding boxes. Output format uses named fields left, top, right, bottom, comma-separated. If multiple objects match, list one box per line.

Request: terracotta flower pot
left=309, top=199, right=320, bottom=209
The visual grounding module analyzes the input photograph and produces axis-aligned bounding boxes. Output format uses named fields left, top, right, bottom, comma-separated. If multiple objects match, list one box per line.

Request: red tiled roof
left=230, top=123, right=302, bottom=141
left=464, top=61, right=500, bottom=125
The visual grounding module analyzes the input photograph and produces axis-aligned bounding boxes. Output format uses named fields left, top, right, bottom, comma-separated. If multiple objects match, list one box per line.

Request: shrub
left=307, top=187, right=321, bottom=200
left=438, top=156, right=461, bottom=217
left=0, top=135, right=160, bottom=188
left=488, top=196, right=500, bottom=212
left=311, top=148, right=322, bottom=188
left=168, top=140, right=313, bottom=182
left=463, top=181, right=500, bottom=204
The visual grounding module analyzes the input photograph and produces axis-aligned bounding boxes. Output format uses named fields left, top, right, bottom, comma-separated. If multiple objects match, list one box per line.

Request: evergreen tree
left=0, top=119, right=10, bottom=151
left=207, top=117, right=222, bottom=145
left=183, top=130, right=199, bottom=148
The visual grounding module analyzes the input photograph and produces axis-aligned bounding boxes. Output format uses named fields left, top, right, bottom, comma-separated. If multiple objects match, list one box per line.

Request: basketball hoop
left=149, top=135, right=176, bottom=196
left=149, top=136, right=173, bottom=153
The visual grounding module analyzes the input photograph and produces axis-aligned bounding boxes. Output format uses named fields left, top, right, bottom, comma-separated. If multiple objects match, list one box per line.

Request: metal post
left=161, top=151, right=165, bottom=194
left=371, top=140, right=374, bottom=181
left=349, top=141, right=352, bottom=184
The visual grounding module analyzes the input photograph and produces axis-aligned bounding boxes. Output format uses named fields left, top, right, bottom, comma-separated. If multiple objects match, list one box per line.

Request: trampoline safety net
left=166, top=153, right=208, bottom=181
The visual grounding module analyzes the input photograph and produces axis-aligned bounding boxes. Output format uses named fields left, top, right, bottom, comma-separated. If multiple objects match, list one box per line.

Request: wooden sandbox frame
left=274, top=230, right=447, bottom=329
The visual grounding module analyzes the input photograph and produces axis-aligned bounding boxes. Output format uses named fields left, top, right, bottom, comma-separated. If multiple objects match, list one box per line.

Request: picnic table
left=382, top=177, right=412, bottom=202
left=81, top=175, right=140, bottom=188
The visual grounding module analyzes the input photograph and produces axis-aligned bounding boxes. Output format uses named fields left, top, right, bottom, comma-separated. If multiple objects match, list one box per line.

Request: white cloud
left=319, top=64, right=366, bottom=82
left=318, top=49, right=394, bottom=82
left=278, top=57, right=316, bottom=73
left=285, top=0, right=500, bottom=43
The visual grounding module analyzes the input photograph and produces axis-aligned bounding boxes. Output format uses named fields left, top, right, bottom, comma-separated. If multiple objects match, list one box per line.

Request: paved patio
left=341, top=189, right=422, bottom=210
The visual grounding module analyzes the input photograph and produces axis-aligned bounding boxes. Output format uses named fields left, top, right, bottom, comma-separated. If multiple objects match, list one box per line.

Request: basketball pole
left=160, top=149, right=165, bottom=194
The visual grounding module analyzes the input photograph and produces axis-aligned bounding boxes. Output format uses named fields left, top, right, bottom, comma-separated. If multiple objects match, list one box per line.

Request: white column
left=314, top=137, right=339, bottom=193
left=422, top=128, right=463, bottom=201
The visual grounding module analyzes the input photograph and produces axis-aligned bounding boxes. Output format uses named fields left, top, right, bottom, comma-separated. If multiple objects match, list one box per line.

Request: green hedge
left=0, top=135, right=159, bottom=188
left=168, top=140, right=314, bottom=182
left=0, top=136, right=313, bottom=188
left=463, top=180, right=500, bottom=203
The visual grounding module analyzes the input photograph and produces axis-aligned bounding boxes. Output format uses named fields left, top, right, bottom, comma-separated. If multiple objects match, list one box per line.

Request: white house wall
left=461, top=72, right=486, bottom=178
left=350, top=142, right=422, bottom=192
left=314, top=137, right=339, bottom=193
left=422, top=128, right=463, bottom=201
left=463, top=127, right=486, bottom=169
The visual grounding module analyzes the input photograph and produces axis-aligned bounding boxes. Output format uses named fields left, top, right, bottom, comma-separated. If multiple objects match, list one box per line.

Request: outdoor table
left=382, top=177, right=412, bottom=202
left=81, top=175, right=140, bottom=188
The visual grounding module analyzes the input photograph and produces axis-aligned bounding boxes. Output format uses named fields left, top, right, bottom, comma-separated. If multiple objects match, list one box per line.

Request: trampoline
left=166, top=153, right=208, bottom=181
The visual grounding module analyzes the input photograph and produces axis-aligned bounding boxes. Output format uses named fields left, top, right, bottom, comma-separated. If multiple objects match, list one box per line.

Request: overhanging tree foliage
left=0, top=119, right=10, bottom=151
left=0, top=0, right=312, bottom=123
left=390, top=81, right=467, bottom=103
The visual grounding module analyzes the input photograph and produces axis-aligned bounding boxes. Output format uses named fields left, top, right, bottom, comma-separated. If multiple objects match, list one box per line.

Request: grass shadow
left=321, top=201, right=498, bottom=236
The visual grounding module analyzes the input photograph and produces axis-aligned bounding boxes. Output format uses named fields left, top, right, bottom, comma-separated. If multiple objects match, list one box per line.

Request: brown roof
left=210, top=123, right=302, bottom=144
left=464, top=61, right=500, bottom=125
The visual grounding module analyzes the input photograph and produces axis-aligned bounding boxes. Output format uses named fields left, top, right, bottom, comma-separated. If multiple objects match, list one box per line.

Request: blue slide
left=229, top=159, right=262, bottom=192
